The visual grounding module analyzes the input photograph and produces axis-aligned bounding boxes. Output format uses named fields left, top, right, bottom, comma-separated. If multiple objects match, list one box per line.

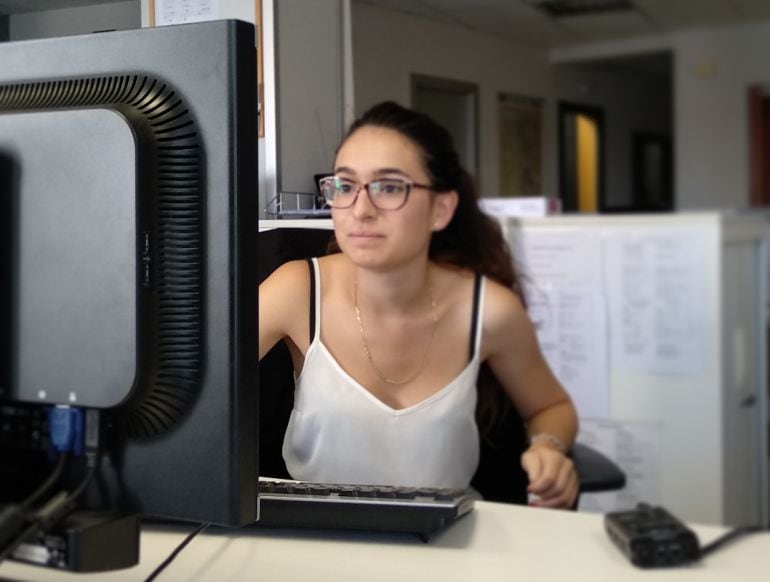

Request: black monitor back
left=0, top=20, right=258, bottom=526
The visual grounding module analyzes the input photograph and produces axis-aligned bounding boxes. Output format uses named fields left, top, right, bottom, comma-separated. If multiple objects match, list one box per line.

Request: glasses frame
left=318, top=175, right=435, bottom=211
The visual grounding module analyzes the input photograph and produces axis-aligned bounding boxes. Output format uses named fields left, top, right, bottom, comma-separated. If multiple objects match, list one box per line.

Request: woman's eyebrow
left=333, top=166, right=356, bottom=175
left=333, top=167, right=412, bottom=178
left=372, top=167, right=410, bottom=178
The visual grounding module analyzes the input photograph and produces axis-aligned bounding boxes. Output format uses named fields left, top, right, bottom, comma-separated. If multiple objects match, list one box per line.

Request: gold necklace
left=353, top=277, right=439, bottom=385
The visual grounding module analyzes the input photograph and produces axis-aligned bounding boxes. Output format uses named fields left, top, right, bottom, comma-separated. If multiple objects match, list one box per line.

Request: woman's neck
left=351, top=257, right=434, bottom=316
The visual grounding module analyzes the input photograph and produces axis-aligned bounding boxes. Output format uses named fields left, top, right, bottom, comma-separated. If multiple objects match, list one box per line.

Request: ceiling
left=356, top=0, right=770, bottom=47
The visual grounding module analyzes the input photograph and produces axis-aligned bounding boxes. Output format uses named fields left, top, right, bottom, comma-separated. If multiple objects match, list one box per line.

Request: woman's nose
left=351, top=185, right=376, bottom=218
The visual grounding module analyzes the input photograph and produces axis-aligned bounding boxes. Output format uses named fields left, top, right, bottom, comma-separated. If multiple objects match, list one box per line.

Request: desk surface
left=1, top=501, right=768, bottom=582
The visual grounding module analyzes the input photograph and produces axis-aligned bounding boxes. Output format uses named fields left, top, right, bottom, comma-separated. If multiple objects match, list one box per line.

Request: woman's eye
left=378, top=182, right=403, bottom=194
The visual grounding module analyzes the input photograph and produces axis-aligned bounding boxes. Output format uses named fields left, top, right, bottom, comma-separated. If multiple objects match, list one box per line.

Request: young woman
left=259, top=102, right=579, bottom=508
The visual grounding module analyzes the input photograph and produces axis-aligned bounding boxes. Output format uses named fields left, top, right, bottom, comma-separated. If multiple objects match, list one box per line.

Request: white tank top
left=282, top=258, right=485, bottom=489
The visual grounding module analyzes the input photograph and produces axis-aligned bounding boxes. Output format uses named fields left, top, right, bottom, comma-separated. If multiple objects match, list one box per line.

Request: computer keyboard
left=254, top=478, right=476, bottom=541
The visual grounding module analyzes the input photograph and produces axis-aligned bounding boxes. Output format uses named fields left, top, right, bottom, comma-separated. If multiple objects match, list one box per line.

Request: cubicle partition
left=501, top=211, right=769, bottom=527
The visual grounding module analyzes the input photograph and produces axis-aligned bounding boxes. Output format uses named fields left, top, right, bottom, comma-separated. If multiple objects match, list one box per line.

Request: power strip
left=604, top=503, right=700, bottom=568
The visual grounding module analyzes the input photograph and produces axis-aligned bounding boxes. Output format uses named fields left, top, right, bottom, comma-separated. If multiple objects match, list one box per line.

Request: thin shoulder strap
left=305, top=258, right=322, bottom=344
left=469, top=274, right=485, bottom=361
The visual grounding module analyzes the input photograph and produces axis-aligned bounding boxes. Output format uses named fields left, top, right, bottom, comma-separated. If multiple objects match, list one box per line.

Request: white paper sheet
left=155, top=0, right=220, bottom=26
left=604, top=229, right=707, bottom=375
left=511, top=229, right=603, bottom=288
left=512, top=230, right=611, bottom=418
left=528, top=284, right=609, bottom=419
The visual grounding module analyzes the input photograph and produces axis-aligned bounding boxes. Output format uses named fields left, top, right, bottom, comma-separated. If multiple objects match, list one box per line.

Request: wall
left=674, top=21, right=770, bottom=210
left=552, top=20, right=770, bottom=210
left=274, top=0, right=345, bottom=198
left=9, top=1, right=139, bottom=40
left=353, top=2, right=554, bottom=198
left=352, top=3, right=672, bottom=206
left=554, top=61, right=671, bottom=208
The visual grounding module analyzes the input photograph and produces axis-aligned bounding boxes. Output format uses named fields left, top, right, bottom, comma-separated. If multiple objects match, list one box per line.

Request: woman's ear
left=431, top=190, right=459, bottom=231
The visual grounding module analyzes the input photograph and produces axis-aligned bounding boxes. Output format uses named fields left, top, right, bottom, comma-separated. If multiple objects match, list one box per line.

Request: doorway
left=749, top=84, right=770, bottom=207
left=411, top=74, right=479, bottom=182
left=632, top=131, right=673, bottom=211
left=558, top=102, right=605, bottom=212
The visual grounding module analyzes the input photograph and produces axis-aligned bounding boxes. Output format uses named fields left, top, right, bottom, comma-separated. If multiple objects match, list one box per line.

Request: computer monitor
left=0, top=20, right=258, bottom=527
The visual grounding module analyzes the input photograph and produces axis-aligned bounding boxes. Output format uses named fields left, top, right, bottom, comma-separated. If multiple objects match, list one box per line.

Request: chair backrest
left=571, top=442, right=627, bottom=493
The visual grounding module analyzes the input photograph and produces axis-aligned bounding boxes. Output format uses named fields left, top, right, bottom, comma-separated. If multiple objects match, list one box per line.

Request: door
left=412, top=74, right=479, bottom=183
left=559, top=102, right=605, bottom=212
left=749, top=84, right=770, bottom=207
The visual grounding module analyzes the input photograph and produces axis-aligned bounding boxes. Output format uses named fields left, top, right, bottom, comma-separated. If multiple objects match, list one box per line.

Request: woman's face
left=331, top=125, right=456, bottom=270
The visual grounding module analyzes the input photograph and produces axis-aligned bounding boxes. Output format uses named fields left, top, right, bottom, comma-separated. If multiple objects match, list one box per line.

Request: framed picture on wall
left=499, top=93, right=543, bottom=197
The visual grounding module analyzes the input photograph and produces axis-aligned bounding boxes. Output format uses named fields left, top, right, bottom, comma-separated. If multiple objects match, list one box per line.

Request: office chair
left=257, top=227, right=626, bottom=502
left=468, top=399, right=626, bottom=504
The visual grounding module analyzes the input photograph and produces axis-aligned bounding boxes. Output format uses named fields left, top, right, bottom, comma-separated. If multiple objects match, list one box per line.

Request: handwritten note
left=512, top=230, right=610, bottom=419
left=528, top=285, right=609, bottom=419
left=604, top=230, right=706, bottom=375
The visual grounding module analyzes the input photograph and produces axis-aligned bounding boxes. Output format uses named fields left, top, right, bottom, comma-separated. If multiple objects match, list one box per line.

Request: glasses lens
left=320, top=177, right=357, bottom=208
left=369, top=179, right=409, bottom=210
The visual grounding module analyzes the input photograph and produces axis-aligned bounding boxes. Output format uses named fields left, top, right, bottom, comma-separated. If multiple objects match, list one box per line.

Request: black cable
left=20, top=452, right=69, bottom=510
left=0, top=408, right=101, bottom=564
left=0, top=453, right=70, bottom=563
left=0, top=519, right=41, bottom=563
left=62, top=458, right=98, bottom=508
left=144, top=522, right=210, bottom=582
left=0, top=463, right=100, bottom=563
left=699, top=525, right=764, bottom=558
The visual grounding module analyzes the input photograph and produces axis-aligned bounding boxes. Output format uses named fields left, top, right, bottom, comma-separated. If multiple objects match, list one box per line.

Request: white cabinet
left=501, top=211, right=769, bottom=526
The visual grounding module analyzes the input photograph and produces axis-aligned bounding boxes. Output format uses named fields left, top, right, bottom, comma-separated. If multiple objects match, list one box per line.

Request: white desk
left=1, top=501, right=768, bottom=581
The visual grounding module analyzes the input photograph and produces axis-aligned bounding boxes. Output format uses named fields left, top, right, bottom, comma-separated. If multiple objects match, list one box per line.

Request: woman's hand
left=521, top=443, right=578, bottom=509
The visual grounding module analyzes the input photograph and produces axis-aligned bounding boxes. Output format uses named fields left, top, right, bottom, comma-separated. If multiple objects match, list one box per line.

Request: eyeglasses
left=318, top=176, right=434, bottom=211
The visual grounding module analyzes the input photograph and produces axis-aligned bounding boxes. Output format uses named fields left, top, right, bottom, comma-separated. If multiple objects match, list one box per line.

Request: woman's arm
left=258, top=260, right=311, bottom=360
left=482, top=281, right=579, bottom=508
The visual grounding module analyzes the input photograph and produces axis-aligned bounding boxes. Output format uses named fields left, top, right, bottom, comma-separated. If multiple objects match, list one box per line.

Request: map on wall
left=499, top=93, right=543, bottom=197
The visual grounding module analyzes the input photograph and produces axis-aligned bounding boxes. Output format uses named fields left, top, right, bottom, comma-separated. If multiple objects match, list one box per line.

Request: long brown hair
left=331, top=101, right=527, bottom=435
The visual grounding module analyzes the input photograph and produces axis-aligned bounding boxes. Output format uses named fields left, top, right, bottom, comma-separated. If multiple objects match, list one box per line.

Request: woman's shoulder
left=480, top=277, right=528, bottom=334
left=260, top=259, right=316, bottom=309
left=265, top=258, right=313, bottom=283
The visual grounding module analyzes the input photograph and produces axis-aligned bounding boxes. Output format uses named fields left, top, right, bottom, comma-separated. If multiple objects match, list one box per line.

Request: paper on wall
left=528, top=284, right=609, bottom=419
left=155, top=0, right=220, bottom=26
left=604, top=229, right=707, bottom=375
left=513, top=230, right=611, bottom=419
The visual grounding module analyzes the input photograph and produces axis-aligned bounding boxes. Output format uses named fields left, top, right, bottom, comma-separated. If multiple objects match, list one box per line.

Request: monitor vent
left=0, top=74, right=204, bottom=438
